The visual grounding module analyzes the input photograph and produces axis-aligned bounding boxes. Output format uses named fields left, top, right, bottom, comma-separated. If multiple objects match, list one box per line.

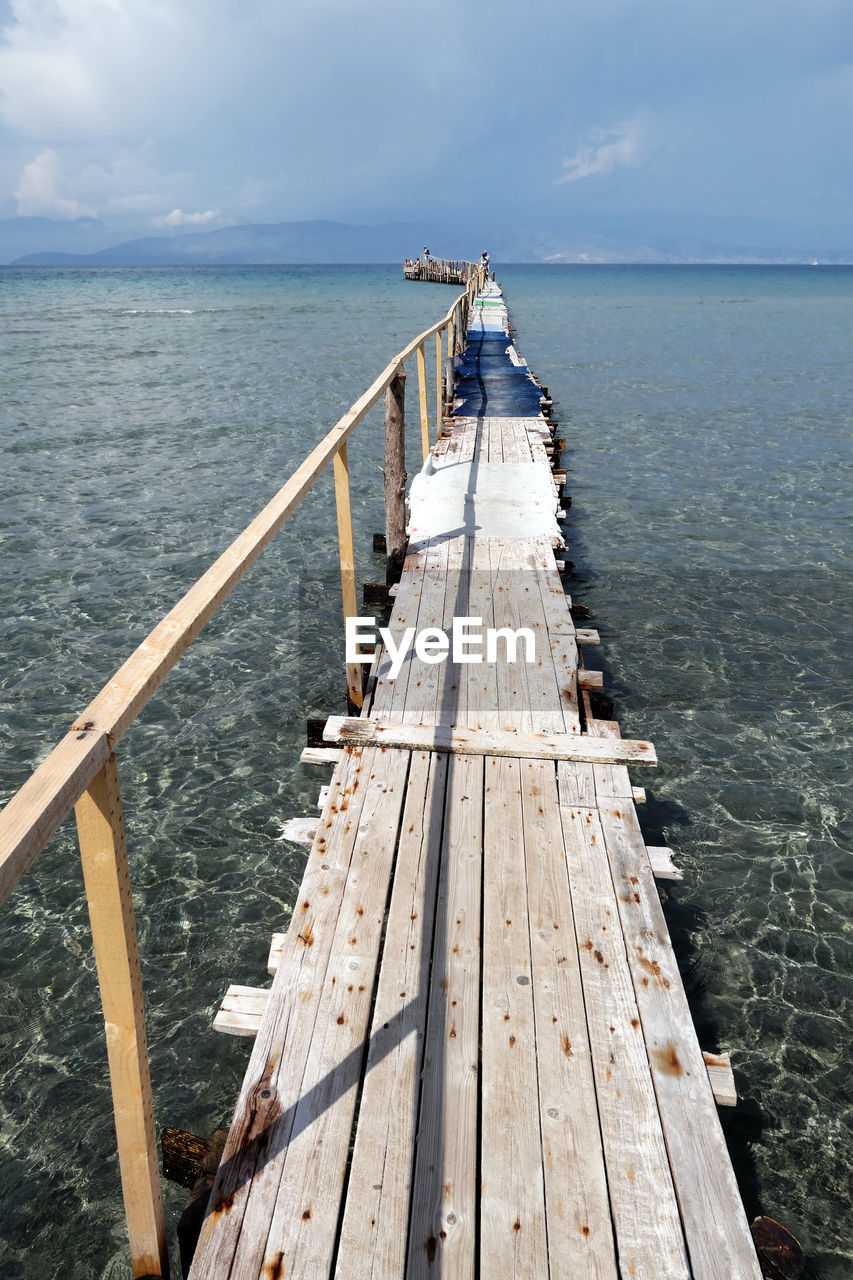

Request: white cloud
left=557, top=115, right=653, bottom=184
left=11, top=144, right=195, bottom=219
left=14, top=149, right=95, bottom=217
left=151, top=208, right=228, bottom=228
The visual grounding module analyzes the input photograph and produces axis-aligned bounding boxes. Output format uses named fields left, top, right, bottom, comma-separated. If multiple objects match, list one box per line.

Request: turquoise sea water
left=0, top=264, right=850, bottom=1277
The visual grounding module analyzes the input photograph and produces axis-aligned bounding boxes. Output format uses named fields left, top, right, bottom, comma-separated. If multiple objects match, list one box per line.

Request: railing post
left=332, top=441, right=363, bottom=710
left=445, top=312, right=456, bottom=416
left=384, top=365, right=407, bottom=584
left=435, top=330, right=442, bottom=440
left=416, top=342, right=430, bottom=462
left=74, top=754, right=168, bottom=1280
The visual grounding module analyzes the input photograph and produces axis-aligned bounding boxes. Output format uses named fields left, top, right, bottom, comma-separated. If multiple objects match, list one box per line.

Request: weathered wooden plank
left=596, top=797, right=762, bottom=1278
left=578, top=670, right=604, bottom=691
left=277, top=817, right=319, bottom=849
left=253, top=749, right=412, bottom=1279
left=401, top=540, right=452, bottom=727
left=520, top=759, right=618, bottom=1278
left=299, top=746, right=343, bottom=766
left=559, top=802, right=690, bottom=1278
left=466, top=536, right=500, bottom=730
left=703, top=1051, right=737, bottom=1107
left=324, top=715, right=657, bottom=765
left=435, top=535, right=468, bottom=731
left=335, top=751, right=447, bottom=1279
left=589, top=718, right=635, bottom=802
left=267, top=932, right=284, bottom=976
left=368, top=539, right=432, bottom=714
left=481, top=756, right=549, bottom=1275
left=488, top=539, right=536, bottom=733
left=189, top=746, right=375, bottom=1277
left=648, top=845, right=684, bottom=881
left=406, top=753, right=483, bottom=1279
left=213, top=985, right=268, bottom=1037
left=517, top=538, right=582, bottom=732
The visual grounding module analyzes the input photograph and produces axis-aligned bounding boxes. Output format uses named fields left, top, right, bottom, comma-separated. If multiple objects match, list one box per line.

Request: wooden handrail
left=0, top=280, right=475, bottom=902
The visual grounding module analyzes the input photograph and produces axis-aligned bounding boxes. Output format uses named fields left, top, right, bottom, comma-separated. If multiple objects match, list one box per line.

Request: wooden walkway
left=194, top=283, right=762, bottom=1278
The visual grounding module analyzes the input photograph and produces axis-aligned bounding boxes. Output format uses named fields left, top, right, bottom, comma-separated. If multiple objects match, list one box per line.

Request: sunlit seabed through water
left=0, top=263, right=850, bottom=1277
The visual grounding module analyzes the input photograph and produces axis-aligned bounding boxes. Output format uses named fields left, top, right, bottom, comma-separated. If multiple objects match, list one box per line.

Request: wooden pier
left=0, top=269, right=767, bottom=1279
left=197, top=282, right=762, bottom=1277
left=404, top=256, right=479, bottom=285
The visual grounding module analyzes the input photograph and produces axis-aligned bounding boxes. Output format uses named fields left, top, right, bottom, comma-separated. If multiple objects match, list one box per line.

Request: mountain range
left=3, top=216, right=850, bottom=267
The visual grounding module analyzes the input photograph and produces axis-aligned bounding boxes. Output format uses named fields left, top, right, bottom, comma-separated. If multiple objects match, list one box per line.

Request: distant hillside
left=0, top=215, right=117, bottom=263
left=14, top=221, right=469, bottom=266
left=9, top=216, right=851, bottom=267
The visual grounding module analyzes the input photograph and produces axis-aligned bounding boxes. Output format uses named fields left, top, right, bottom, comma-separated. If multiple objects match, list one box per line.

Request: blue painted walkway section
left=454, top=292, right=545, bottom=418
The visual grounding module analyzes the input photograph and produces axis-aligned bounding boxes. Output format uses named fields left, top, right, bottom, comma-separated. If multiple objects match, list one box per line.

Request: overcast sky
left=1, top=0, right=851, bottom=246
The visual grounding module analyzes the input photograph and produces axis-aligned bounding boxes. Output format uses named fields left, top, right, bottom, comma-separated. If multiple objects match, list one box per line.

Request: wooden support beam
left=332, top=442, right=363, bottom=710
left=162, top=1127, right=223, bottom=1190
left=632, top=786, right=647, bottom=804
left=576, top=628, right=601, bottom=645
left=75, top=754, right=168, bottom=1279
left=324, top=716, right=657, bottom=766
left=362, top=582, right=393, bottom=607
left=383, top=367, right=407, bottom=585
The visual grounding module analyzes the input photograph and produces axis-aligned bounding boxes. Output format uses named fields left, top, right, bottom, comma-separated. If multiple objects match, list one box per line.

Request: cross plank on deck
left=193, top=281, right=761, bottom=1280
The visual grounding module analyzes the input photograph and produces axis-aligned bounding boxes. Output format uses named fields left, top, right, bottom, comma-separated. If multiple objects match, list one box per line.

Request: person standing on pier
left=480, top=249, right=490, bottom=278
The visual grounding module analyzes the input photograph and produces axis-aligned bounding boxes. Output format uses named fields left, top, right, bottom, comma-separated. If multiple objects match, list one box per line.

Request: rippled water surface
left=1, top=264, right=850, bottom=1277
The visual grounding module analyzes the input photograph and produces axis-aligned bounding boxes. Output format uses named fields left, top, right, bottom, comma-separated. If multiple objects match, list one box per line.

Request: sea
left=0, top=263, right=850, bottom=1278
